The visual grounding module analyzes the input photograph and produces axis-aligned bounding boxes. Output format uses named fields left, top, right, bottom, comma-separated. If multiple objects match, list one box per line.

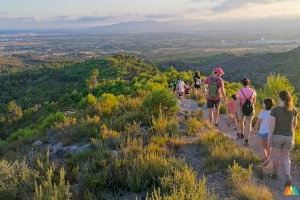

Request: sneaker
left=269, top=173, right=278, bottom=179
left=285, top=179, right=292, bottom=187
left=244, top=139, right=249, bottom=146
left=236, top=132, right=242, bottom=139
left=261, top=159, right=270, bottom=168
left=240, top=134, right=244, bottom=139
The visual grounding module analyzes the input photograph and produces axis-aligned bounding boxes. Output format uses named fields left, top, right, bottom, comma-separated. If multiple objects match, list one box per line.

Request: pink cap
left=214, top=67, right=225, bottom=75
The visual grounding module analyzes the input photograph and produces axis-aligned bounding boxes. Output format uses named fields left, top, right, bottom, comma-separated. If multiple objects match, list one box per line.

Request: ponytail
left=279, top=91, right=294, bottom=111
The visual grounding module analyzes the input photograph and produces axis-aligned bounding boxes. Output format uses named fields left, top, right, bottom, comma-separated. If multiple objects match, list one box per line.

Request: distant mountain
left=161, top=46, right=300, bottom=93
left=91, top=18, right=300, bottom=34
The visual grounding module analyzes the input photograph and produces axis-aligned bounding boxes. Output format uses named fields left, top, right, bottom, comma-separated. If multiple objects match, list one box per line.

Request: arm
left=220, top=80, right=227, bottom=102
left=268, top=116, right=276, bottom=141
left=254, top=118, right=262, bottom=132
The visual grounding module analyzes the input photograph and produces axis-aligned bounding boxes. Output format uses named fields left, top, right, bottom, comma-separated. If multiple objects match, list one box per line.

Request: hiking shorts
left=207, top=99, right=220, bottom=109
left=237, top=107, right=254, bottom=119
left=271, top=135, right=294, bottom=150
left=258, top=132, right=268, bottom=140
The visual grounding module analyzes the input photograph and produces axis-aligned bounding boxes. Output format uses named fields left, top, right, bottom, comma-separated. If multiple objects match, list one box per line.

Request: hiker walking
left=193, top=71, right=206, bottom=97
left=204, top=67, right=227, bottom=126
left=227, top=94, right=239, bottom=130
left=269, top=91, right=297, bottom=186
left=253, top=98, right=274, bottom=167
left=176, top=79, right=186, bottom=100
left=236, top=78, right=256, bottom=146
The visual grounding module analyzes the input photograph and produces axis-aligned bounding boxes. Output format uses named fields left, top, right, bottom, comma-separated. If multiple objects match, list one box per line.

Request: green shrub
left=39, top=112, right=65, bottom=131
left=185, top=117, right=204, bottom=135
left=115, top=154, right=184, bottom=192
left=258, top=74, right=297, bottom=104
left=0, top=159, right=39, bottom=200
left=228, top=162, right=273, bottom=200
left=34, top=167, right=71, bottom=200
left=147, top=167, right=215, bottom=200
left=199, top=129, right=259, bottom=172
left=96, top=93, right=119, bottom=116
left=86, top=94, right=97, bottom=106
left=59, top=122, right=98, bottom=145
left=142, top=89, right=178, bottom=118
left=8, top=128, right=40, bottom=143
left=152, top=114, right=178, bottom=136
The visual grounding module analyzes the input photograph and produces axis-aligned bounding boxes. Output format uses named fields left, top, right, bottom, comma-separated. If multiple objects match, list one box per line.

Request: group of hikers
left=171, top=67, right=298, bottom=187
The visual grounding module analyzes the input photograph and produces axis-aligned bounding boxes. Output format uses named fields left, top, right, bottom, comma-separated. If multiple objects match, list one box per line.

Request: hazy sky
left=1, top=0, right=300, bottom=29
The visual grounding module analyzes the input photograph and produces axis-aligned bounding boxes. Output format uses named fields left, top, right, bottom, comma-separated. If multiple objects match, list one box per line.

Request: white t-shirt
left=177, top=81, right=185, bottom=93
left=258, top=110, right=271, bottom=134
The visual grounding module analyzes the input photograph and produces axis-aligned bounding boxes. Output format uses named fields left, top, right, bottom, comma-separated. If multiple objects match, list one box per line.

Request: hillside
left=160, top=46, right=300, bottom=94
left=0, top=55, right=299, bottom=200
left=0, top=55, right=158, bottom=136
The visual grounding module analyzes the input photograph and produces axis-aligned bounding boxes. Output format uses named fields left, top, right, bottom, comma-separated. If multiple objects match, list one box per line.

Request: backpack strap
left=240, top=89, right=254, bottom=101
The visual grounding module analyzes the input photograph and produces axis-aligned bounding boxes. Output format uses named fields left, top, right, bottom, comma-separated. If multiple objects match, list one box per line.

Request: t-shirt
left=177, top=80, right=185, bottom=93
left=204, top=76, right=224, bottom=100
left=227, top=100, right=237, bottom=114
left=258, top=110, right=271, bottom=134
left=194, top=77, right=201, bottom=85
left=236, top=87, right=256, bottom=106
left=270, top=106, right=298, bottom=136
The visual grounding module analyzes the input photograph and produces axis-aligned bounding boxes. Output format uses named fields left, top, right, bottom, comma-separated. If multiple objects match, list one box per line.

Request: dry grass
left=228, top=162, right=273, bottom=200
left=185, top=117, right=205, bottom=135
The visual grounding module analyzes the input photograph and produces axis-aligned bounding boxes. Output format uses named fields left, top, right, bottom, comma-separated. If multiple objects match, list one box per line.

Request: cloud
left=190, top=0, right=288, bottom=12
left=51, top=15, right=112, bottom=23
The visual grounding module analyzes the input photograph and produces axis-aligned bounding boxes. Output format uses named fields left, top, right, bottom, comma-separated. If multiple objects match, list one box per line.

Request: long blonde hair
left=279, top=90, right=294, bottom=111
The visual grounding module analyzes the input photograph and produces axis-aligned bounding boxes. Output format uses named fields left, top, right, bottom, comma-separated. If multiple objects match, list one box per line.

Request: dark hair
left=263, top=98, right=274, bottom=110
left=279, top=90, right=294, bottom=111
left=241, top=78, right=250, bottom=86
left=231, top=94, right=237, bottom=101
left=194, top=71, right=200, bottom=78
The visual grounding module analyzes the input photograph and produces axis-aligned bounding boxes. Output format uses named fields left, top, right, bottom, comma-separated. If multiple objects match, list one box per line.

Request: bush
left=8, top=128, right=40, bottom=143
left=258, top=74, right=297, bottom=104
left=0, top=160, right=39, bottom=200
left=142, top=89, right=178, bottom=118
left=185, top=117, right=204, bottom=135
left=115, top=154, right=184, bottom=192
left=86, top=94, right=97, bottom=106
left=228, top=162, right=273, bottom=200
left=147, top=167, right=215, bottom=200
left=152, top=114, right=178, bottom=136
left=39, top=112, right=66, bottom=131
left=59, top=122, right=98, bottom=145
left=199, top=129, right=259, bottom=172
left=96, top=93, right=119, bottom=116
left=34, top=167, right=71, bottom=200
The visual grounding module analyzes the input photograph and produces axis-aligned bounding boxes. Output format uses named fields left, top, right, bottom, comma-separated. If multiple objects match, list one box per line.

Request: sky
left=0, top=0, right=300, bottom=29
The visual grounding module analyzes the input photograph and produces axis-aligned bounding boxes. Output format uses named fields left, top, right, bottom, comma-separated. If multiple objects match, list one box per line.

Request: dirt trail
left=217, top=113, right=300, bottom=200
left=176, top=99, right=235, bottom=200
left=178, top=98, right=300, bottom=200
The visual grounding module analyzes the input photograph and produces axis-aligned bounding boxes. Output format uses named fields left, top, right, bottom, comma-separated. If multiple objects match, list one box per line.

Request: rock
left=64, top=144, right=91, bottom=155
left=51, top=142, right=63, bottom=154
left=32, top=140, right=42, bottom=148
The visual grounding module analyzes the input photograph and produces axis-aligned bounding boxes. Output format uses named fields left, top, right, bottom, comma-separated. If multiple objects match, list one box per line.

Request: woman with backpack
left=269, top=91, right=297, bottom=186
left=236, top=78, right=256, bottom=146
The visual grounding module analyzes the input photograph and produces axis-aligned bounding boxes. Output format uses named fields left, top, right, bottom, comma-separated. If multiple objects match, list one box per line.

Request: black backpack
left=240, top=89, right=254, bottom=116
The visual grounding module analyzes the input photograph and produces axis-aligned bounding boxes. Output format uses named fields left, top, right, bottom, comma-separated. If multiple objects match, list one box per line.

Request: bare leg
left=261, top=139, right=270, bottom=160
left=214, top=106, right=220, bottom=124
left=239, top=116, right=245, bottom=135
left=244, top=116, right=252, bottom=140
left=208, top=108, right=214, bottom=124
left=271, top=148, right=281, bottom=176
left=282, top=148, right=292, bottom=181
